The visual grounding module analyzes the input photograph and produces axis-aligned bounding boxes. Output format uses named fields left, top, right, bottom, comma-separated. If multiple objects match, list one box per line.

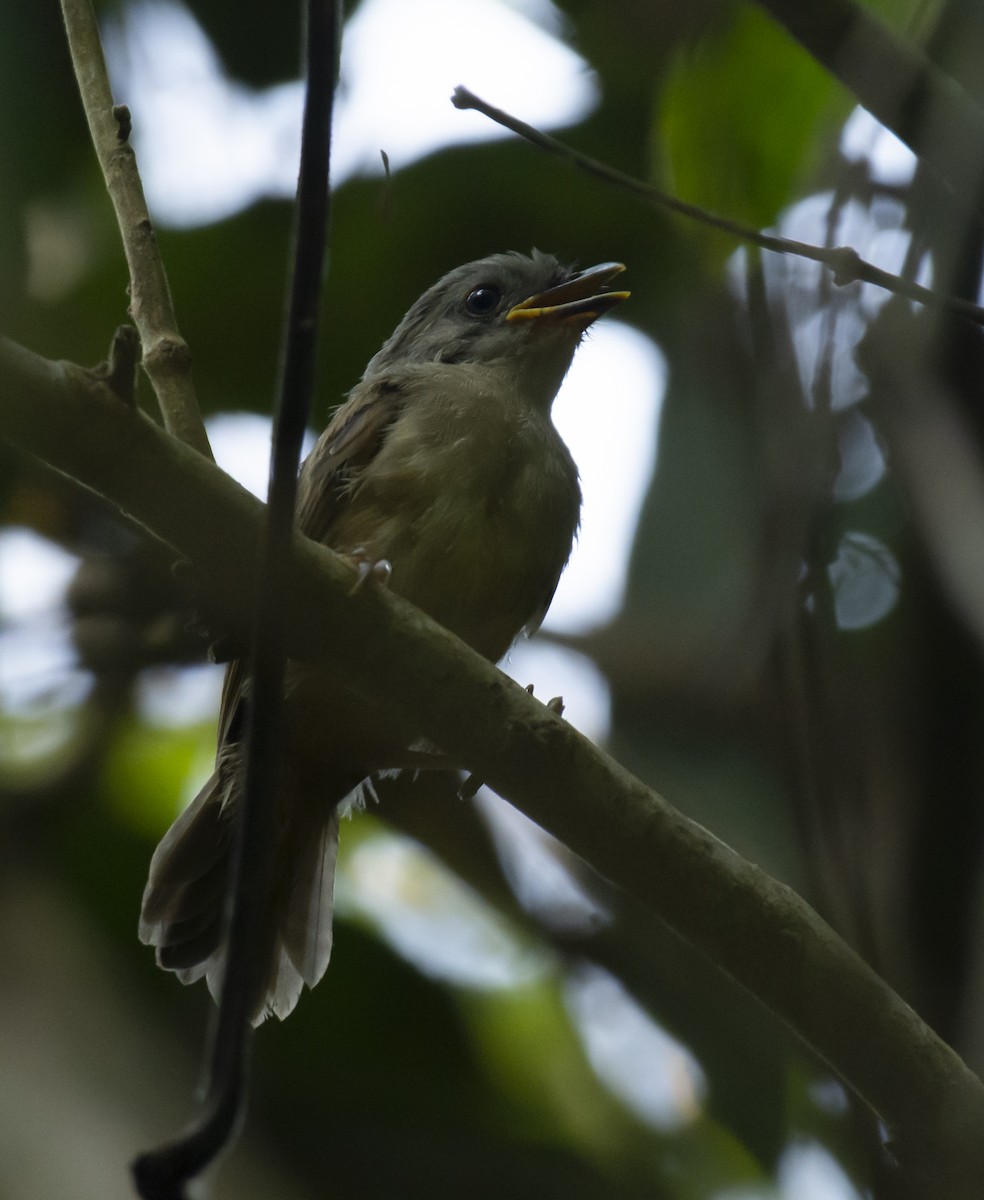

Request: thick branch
left=2, top=336, right=984, bottom=1195
left=59, top=0, right=212, bottom=459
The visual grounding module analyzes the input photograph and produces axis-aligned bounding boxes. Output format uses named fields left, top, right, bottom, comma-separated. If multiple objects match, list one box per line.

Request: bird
left=139, top=250, right=629, bottom=1023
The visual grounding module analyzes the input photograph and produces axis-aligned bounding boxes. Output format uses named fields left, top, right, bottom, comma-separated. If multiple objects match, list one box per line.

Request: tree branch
left=2, top=333, right=983, bottom=1196
left=451, top=88, right=984, bottom=327
left=59, top=0, right=212, bottom=459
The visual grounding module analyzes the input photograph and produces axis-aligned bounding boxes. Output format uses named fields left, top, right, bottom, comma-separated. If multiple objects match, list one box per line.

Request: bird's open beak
left=506, top=262, right=630, bottom=326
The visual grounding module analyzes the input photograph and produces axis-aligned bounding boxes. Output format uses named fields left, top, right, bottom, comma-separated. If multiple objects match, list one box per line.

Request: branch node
left=92, top=323, right=140, bottom=406
left=113, top=103, right=132, bottom=143
left=143, top=334, right=193, bottom=376
left=829, top=246, right=863, bottom=286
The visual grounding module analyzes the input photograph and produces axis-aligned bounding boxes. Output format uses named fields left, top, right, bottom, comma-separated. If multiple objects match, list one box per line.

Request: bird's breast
left=327, top=391, right=580, bottom=662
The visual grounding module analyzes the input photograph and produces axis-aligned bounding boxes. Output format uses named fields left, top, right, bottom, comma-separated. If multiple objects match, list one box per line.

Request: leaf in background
left=657, top=6, right=842, bottom=258
left=103, top=714, right=215, bottom=836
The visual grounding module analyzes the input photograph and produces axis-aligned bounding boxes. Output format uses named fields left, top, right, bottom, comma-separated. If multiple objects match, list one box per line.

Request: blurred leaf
left=0, top=707, right=89, bottom=785
left=461, top=976, right=624, bottom=1149
left=102, top=712, right=214, bottom=836
left=658, top=6, right=842, bottom=254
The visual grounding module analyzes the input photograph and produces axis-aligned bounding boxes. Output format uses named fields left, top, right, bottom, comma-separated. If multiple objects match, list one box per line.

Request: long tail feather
left=139, top=768, right=356, bottom=1023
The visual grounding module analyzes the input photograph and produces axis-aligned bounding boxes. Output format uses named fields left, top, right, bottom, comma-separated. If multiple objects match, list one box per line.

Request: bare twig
left=451, top=86, right=984, bottom=328
left=59, top=0, right=212, bottom=459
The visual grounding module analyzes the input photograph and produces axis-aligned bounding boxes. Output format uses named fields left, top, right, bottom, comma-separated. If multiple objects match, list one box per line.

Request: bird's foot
left=458, top=686, right=565, bottom=800
left=346, top=547, right=393, bottom=594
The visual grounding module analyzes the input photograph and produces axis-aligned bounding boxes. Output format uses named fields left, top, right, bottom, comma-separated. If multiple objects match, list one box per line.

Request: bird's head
left=364, top=250, right=629, bottom=407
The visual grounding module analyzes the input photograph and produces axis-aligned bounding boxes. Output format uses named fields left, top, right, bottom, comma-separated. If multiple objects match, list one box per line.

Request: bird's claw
left=457, top=685, right=565, bottom=801
left=347, top=547, right=393, bottom=594
left=525, top=684, right=565, bottom=719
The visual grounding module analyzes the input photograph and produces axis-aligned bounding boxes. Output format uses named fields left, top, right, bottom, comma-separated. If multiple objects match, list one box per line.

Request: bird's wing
left=294, top=377, right=406, bottom=545
left=212, top=378, right=405, bottom=757
left=217, top=658, right=248, bottom=749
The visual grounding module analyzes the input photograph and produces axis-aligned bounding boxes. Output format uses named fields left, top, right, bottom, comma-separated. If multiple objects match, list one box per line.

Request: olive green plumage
left=140, top=250, right=628, bottom=1022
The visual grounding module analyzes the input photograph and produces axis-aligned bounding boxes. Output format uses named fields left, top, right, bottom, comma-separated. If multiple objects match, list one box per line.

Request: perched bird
left=139, top=250, right=629, bottom=1022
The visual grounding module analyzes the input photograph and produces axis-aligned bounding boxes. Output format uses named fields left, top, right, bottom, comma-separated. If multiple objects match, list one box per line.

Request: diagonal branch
left=2, top=333, right=983, bottom=1197
left=59, top=0, right=212, bottom=459
left=452, top=86, right=984, bottom=328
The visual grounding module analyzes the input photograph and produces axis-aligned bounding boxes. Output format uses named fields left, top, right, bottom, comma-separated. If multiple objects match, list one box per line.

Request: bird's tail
left=139, top=767, right=356, bottom=1023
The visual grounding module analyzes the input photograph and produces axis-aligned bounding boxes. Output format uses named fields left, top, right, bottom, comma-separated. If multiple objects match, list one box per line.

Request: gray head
left=363, top=250, right=628, bottom=403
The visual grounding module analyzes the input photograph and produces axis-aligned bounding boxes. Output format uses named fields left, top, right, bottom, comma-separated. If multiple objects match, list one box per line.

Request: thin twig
left=59, top=0, right=212, bottom=459
left=130, top=1, right=340, bottom=1195
left=451, top=86, right=984, bottom=328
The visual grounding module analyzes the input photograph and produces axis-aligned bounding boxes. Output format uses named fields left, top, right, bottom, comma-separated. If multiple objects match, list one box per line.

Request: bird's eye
left=464, top=285, right=502, bottom=316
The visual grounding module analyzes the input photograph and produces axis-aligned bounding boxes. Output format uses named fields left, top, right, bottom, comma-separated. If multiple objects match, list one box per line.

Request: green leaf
left=102, top=714, right=215, bottom=837
left=658, top=6, right=844, bottom=253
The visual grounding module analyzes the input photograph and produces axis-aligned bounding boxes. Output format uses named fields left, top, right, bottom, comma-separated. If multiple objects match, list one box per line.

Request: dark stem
left=130, top=1, right=340, bottom=1195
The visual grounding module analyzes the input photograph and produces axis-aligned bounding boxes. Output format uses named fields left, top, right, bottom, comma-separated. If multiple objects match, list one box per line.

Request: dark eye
left=464, top=284, right=502, bottom=316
